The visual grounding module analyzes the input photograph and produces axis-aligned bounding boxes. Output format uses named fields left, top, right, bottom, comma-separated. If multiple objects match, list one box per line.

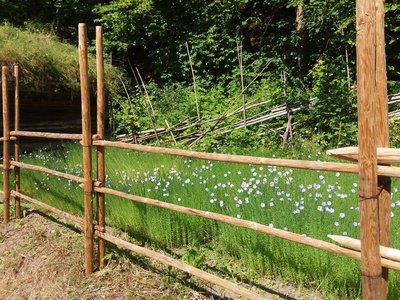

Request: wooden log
left=95, top=230, right=266, bottom=300
left=79, top=23, right=94, bottom=275
left=10, top=190, right=84, bottom=229
left=0, top=164, right=14, bottom=170
left=388, top=93, right=400, bottom=104
left=215, top=100, right=312, bottom=135
left=375, top=0, right=391, bottom=296
left=328, top=235, right=400, bottom=262
left=96, top=26, right=106, bottom=269
left=2, top=66, right=10, bottom=223
left=14, top=65, right=21, bottom=219
left=10, top=130, right=82, bottom=140
left=10, top=161, right=84, bottom=183
left=0, top=137, right=16, bottom=141
left=132, top=99, right=272, bottom=142
left=356, top=0, right=382, bottom=297
left=327, top=147, right=400, bottom=164
left=93, top=139, right=400, bottom=178
left=93, top=186, right=400, bottom=271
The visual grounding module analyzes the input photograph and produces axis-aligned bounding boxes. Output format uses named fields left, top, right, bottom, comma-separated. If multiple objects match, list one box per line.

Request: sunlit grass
left=5, top=141, right=400, bottom=299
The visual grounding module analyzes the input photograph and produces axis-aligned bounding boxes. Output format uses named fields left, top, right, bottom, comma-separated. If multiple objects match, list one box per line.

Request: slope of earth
left=0, top=205, right=323, bottom=300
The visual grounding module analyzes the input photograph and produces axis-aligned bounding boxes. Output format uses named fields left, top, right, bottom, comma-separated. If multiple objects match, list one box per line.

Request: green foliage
left=181, top=246, right=207, bottom=269
left=303, top=57, right=358, bottom=147
left=148, top=82, right=194, bottom=125
left=390, top=119, right=400, bottom=148
left=112, top=93, right=145, bottom=135
left=0, top=0, right=98, bottom=43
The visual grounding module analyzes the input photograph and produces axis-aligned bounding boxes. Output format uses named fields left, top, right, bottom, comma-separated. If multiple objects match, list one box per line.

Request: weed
left=182, top=246, right=207, bottom=269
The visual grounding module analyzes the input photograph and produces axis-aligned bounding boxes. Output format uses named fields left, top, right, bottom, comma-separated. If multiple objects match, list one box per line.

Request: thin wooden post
left=165, top=119, right=177, bottom=145
left=14, top=65, right=20, bottom=219
left=236, top=39, right=247, bottom=129
left=375, top=0, right=391, bottom=297
left=356, top=0, right=382, bottom=298
left=2, top=66, right=10, bottom=223
left=186, top=42, right=200, bottom=122
left=135, top=67, right=161, bottom=145
left=96, top=26, right=106, bottom=269
left=78, top=23, right=94, bottom=275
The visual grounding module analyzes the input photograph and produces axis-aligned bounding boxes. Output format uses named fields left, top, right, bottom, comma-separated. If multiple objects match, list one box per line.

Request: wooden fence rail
left=1, top=21, right=398, bottom=299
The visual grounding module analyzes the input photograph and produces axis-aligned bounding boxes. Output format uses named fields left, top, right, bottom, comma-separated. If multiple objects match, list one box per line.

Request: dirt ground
left=0, top=206, right=323, bottom=300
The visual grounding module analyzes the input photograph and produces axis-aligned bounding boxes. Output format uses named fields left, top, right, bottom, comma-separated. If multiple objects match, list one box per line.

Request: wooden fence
left=1, top=21, right=400, bottom=299
left=116, top=90, right=400, bottom=146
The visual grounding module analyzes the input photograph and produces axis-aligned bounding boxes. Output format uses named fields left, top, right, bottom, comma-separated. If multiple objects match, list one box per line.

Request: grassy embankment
left=3, top=142, right=400, bottom=299
left=0, top=24, right=120, bottom=93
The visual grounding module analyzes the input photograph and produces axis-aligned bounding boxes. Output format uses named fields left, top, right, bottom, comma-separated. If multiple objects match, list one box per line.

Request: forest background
left=1, top=0, right=400, bottom=151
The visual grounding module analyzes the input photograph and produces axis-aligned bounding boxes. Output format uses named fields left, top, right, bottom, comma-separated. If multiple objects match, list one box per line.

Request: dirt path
left=0, top=207, right=322, bottom=299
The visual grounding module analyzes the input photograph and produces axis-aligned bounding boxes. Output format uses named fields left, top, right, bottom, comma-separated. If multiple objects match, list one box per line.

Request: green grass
left=0, top=24, right=121, bottom=94
left=6, top=142, right=400, bottom=299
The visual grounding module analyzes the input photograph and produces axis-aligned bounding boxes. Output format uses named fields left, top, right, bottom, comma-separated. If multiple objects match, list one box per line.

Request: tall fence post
left=2, top=66, right=10, bottom=223
left=96, top=25, right=106, bottom=268
left=375, top=0, right=391, bottom=297
left=78, top=23, right=94, bottom=275
left=14, top=65, right=21, bottom=219
left=356, top=0, right=382, bottom=298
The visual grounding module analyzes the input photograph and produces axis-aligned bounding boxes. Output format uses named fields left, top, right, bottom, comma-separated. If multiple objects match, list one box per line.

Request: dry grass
left=0, top=203, right=324, bottom=300
left=0, top=209, right=216, bottom=300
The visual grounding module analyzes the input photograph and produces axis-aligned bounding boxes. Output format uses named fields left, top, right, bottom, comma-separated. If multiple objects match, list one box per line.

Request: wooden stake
left=186, top=42, right=200, bottom=122
left=236, top=39, right=247, bottom=129
left=345, top=47, right=352, bottom=89
left=13, top=65, right=20, bottom=219
left=78, top=23, right=94, bottom=275
left=96, top=26, right=106, bottom=269
left=356, top=0, right=382, bottom=297
left=281, top=57, right=293, bottom=145
left=164, top=119, right=177, bottom=145
left=375, top=0, right=391, bottom=297
left=2, top=66, right=10, bottom=223
left=135, top=67, right=160, bottom=145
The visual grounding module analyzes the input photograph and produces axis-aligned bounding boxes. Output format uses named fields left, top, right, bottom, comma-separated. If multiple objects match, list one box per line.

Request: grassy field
left=6, top=142, right=400, bottom=299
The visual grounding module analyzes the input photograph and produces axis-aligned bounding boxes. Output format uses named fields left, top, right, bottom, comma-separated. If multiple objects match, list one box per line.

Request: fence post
left=96, top=26, right=106, bottom=268
left=78, top=23, right=94, bottom=275
left=14, top=65, right=21, bottom=219
left=2, top=66, right=10, bottom=223
left=375, top=0, right=391, bottom=297
left=356, top=0, right=382, bottom=298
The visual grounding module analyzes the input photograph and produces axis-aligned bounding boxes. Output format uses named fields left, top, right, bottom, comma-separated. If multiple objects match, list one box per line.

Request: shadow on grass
left=162, top=247, right=298, bottom=300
